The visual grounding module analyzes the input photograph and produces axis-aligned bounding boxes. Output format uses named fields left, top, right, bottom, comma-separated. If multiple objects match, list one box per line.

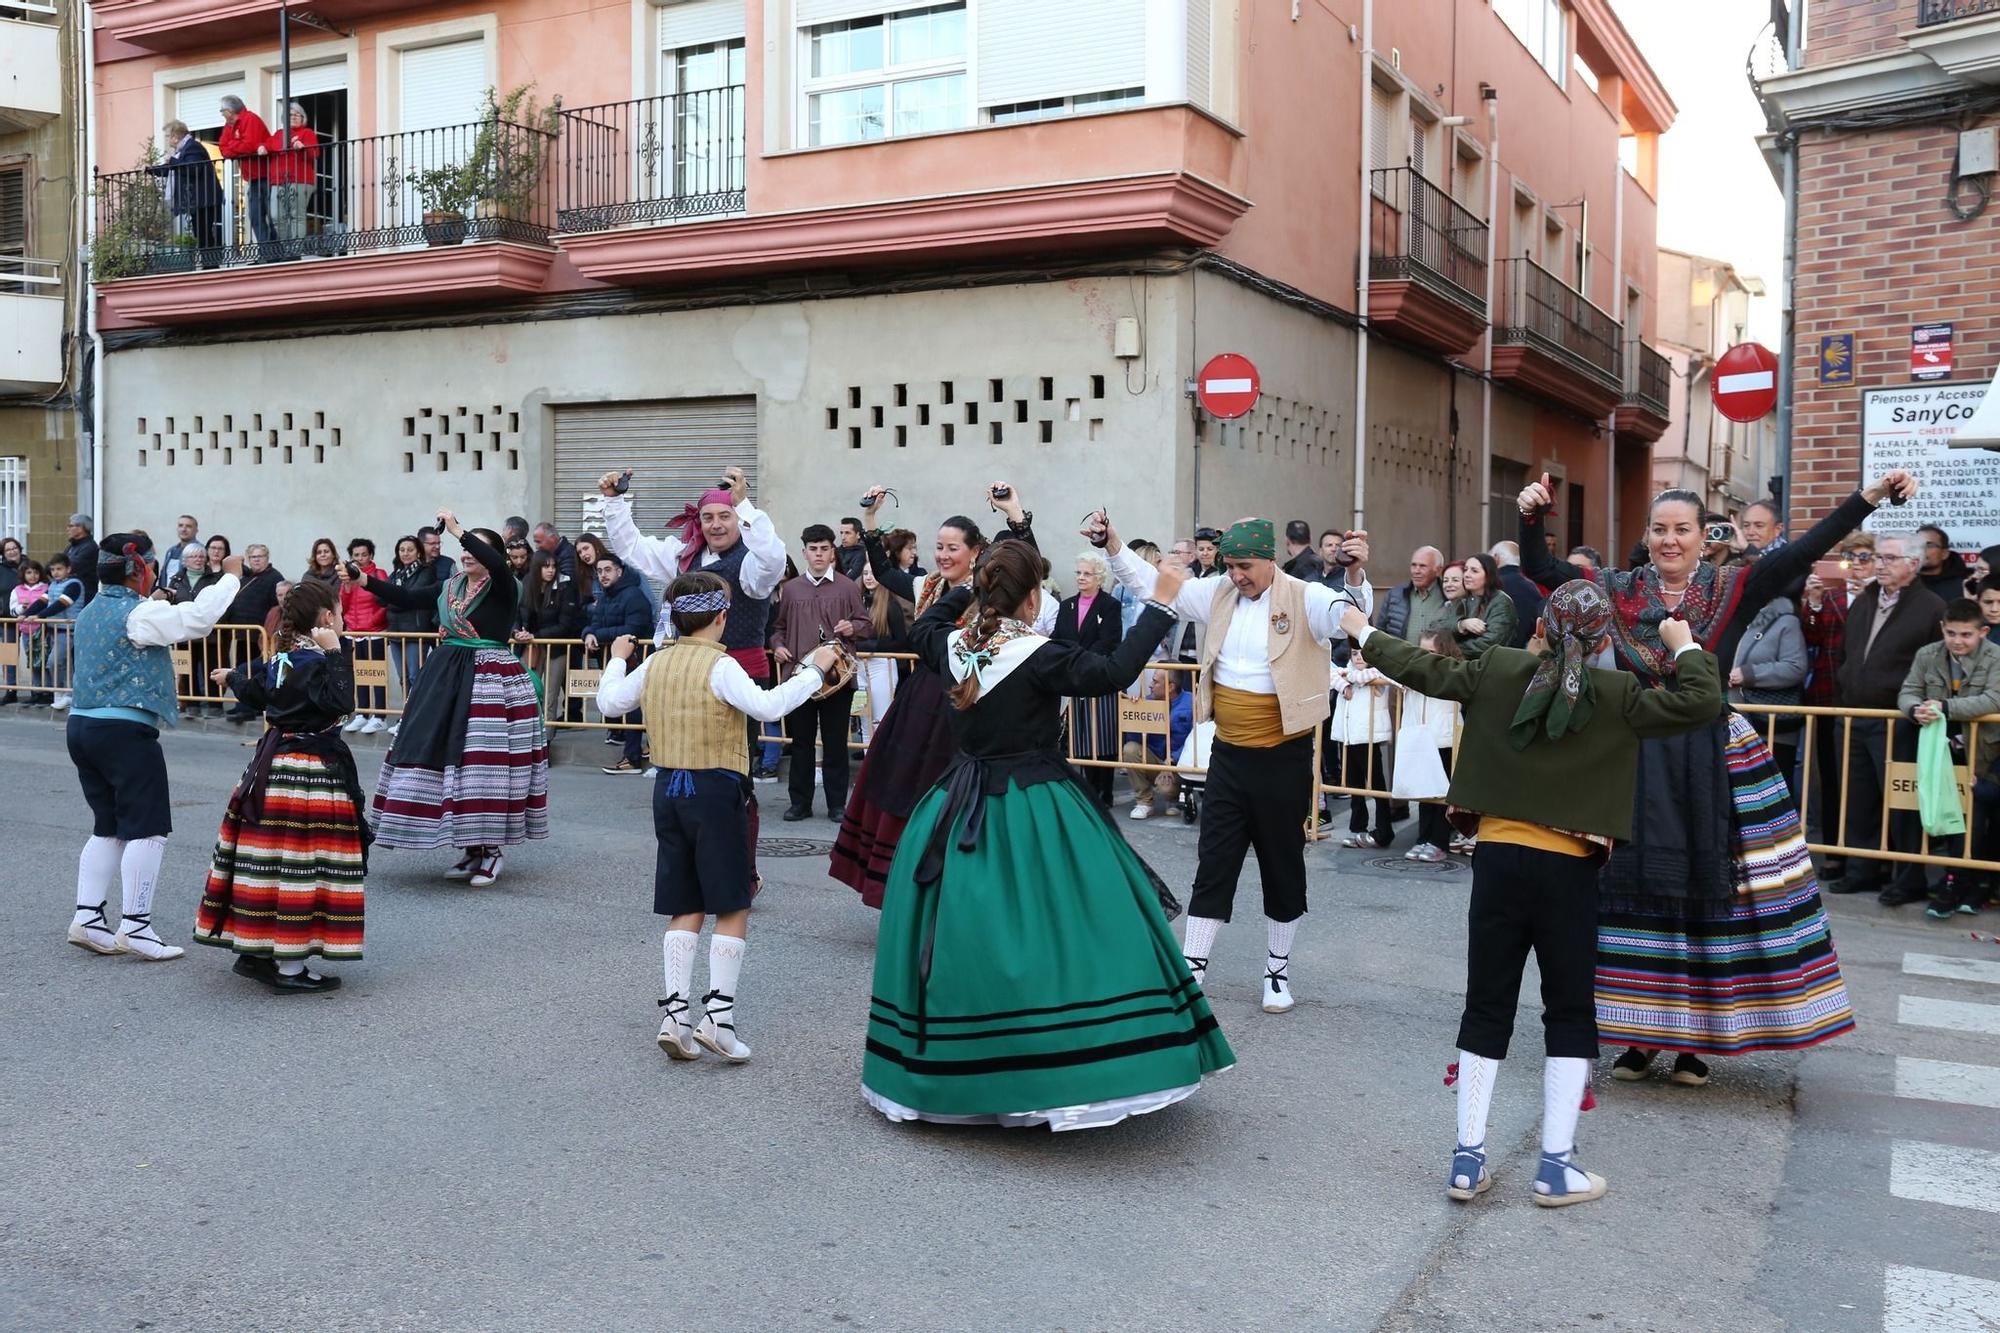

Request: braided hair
left=273, top=578, right=338, bottom=654
left=947, top=538, right=1050, bottom=711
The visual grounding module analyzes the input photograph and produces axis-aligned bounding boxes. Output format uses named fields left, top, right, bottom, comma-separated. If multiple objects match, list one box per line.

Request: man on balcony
left=217, top=96, right=274, bottom=257
left=149, top=123, right=223, bottom=265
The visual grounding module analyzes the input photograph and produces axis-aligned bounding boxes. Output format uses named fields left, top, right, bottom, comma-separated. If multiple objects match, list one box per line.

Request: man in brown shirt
left=772, top=524, right=865, bottom=822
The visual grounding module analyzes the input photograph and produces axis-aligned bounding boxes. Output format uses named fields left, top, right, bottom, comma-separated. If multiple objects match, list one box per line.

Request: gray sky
left=1611, top=0, right=1783, bottom=344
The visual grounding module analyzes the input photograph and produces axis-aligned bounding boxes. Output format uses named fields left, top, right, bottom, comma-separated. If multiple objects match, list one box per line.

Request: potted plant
left=464, top=85, right=558, bottom=234
left=406, top=162, right=472, bottom=246
left=93, top=138, right=174, bottom=280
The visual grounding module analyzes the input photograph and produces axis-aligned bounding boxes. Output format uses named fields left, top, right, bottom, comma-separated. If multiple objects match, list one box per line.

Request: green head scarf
left=1216, top=518, right=1276, bottom=562
left=1508, top=579, right=1615, bottom=750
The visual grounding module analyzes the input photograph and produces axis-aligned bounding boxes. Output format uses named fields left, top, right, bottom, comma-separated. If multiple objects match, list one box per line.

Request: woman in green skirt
left=863, top=540, right=1234, bottom=1130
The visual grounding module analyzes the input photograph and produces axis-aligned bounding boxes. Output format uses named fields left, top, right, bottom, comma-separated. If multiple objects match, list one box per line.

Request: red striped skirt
left=195, top=750, right=366, bottom=960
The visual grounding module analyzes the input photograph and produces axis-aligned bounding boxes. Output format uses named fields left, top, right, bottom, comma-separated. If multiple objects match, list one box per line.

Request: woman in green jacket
left=1452, top=553, right=1517, bottom=660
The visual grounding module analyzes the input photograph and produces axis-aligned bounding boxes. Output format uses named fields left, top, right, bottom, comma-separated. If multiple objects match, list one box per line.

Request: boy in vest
left=595, top=571, right=841, bottom=1063
left=1337, top=583, right=1721, bottom=1207
left=64, top=532, right=243, bottom=960
left=1095, top=512, right=1372, bottom=1014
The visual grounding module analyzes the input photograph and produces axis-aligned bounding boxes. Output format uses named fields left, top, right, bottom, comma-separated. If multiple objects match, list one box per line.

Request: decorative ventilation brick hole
left=134, top=411, right=349, bottom=467
left=404, top=405, right=526, bottom=475
left=826, top=377, right=1116, bottom=451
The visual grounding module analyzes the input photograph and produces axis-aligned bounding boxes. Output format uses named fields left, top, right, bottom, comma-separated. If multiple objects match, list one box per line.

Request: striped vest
left=705, top=540, right=772, bottom=654
left=642, top=637, right=750, bottom=775
left=73, top=585, right=180, bottom=727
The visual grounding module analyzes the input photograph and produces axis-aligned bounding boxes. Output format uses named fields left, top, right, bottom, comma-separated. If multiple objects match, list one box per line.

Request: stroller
left=1174, top=718, right=1216, bottom=824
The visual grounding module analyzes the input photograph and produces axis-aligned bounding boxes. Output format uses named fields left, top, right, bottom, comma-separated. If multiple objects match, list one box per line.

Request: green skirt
left=862, top=771, right=1234, bottom=1130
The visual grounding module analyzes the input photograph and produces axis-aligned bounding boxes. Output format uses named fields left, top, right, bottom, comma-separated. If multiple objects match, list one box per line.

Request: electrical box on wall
left=1960, top=127, right=1998, bottom=178
left=1114, top=317, right=1142, bottom=360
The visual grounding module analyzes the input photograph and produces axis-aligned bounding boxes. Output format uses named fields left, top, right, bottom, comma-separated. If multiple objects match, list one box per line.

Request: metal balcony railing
left=93, top=117, right=556, bottom=279
left=1918, top=0, right=2000, bottom=25
left=1494, top=257, right=1623, bottom=391
left=1368, top=167, right=1488, bottom=314
left=1625, top=338, right=1671, bottom=418
left=556, top=87, right=746, bottom=233
left=0, top=255, right=60, bottom=295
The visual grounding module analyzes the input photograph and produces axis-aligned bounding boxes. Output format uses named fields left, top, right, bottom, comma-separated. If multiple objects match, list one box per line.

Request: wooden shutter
left=0, top=167, right=25, bottom=259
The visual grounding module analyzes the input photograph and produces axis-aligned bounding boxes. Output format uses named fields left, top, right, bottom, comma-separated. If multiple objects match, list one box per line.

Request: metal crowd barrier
left=5, top=615, right=1995, bottom=880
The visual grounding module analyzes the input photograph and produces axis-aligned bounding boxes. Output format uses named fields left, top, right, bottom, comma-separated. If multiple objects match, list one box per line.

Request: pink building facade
left=84, top=0, right=1673, bottom=567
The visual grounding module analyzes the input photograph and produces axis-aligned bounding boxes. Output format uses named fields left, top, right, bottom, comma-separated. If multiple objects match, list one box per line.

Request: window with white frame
left=986, top=86, right=1143, bottom=126
left=803, top=3, right=968, bottom=147
left=664, top=40, right=747, bottom=202
left=1493, top=0, right=1565, bottom=87
left=0, top=458, right=26, bottom=546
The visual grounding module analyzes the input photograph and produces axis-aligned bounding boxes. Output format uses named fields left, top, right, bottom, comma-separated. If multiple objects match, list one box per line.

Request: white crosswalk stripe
left=1883, top=1265, right=2000, bottom=1332
left=1898, top=994, right=2000, bottom=1037
left=1902, top=953, right=2000, bottom=987
left=1888, top=1141, right=2000, bottom=1214
left=1895, top=1056, right=2000, bottom=1110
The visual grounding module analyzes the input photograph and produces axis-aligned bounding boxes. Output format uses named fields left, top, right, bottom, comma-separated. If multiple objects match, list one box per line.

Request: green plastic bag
left=1917, top=722, right=1967, bottom=838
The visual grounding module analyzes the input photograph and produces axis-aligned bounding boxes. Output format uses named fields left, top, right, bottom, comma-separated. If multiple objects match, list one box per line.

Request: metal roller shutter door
left=551, top=397, right=760, bottom=538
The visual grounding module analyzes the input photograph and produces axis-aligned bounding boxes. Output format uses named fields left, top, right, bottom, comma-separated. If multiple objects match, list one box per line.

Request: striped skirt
left=1595, top=712, right=1856, bottom=1055
left=370, top=647, right=550, bottom=850
left=194, top=751, right=366, bottom=960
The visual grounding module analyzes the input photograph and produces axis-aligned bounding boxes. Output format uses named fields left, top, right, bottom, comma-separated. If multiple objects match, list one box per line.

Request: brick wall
left=1789, top=118, right=2000, bottom=530
left=1805, top=0, right=1908, bottom=68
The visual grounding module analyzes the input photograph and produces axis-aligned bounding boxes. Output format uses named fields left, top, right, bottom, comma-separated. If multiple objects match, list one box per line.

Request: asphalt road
left=1, top=714, right=1993, bottom=1333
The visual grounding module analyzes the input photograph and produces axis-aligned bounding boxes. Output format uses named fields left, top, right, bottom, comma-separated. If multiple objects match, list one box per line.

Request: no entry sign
left=1712, top=342, right=1780, bottom=423
left=1197, top=353, right=1261, bottom=420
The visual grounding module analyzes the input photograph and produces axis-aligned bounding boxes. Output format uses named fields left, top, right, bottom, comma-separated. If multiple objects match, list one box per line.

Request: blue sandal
left=1532, top=1149, right=1607, bottom=1207
left=1448, top=1143, right=1490, bottom=1202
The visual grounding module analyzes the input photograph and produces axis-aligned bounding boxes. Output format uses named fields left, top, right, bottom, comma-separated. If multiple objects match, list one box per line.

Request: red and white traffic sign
left=1712, top=342, right=1780, bottom=423
left=1196, top=353, right=1261, bottom=420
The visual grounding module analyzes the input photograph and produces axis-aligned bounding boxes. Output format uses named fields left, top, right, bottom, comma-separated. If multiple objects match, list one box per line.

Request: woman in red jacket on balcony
left=216, top=95, right=274, bottom=255
left=265, top=102, right=320, bottom=257
left=336, top=539, right=390, bottom=735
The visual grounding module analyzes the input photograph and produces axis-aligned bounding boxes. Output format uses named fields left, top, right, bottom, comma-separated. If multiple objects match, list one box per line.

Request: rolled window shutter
left=659, top=0, right=746, bottom=48
left=978, top=0, right=1143, bottom=106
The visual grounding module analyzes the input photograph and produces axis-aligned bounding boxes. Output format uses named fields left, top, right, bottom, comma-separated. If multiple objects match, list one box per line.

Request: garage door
left=552, top=397, right=760, bottom=538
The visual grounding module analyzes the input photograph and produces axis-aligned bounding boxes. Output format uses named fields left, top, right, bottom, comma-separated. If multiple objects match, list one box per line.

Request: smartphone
left=1811, top=559, right=1849, bottom=584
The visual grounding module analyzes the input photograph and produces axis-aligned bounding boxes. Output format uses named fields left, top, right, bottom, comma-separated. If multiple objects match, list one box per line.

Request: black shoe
left=1878, top=885, right=1927, bottom=908
left=1841, top=876, right=1886, bottom=897
left=600, top=758, right=645, bottom=775
left=0, top=690, right=16, bottom=705
left=1819, top=856, right=1847, bottom=880
left=223, top=708, right=258, bottom=723
left=782, top=805, right=812, bottom=822
left=1823, top=877, right=1870, bottom=895
left=827, top=808, right=844, bottom=822
left=1670, top=1053, right=1710, bottom=1087
left=231, top=954, right=277, bottom=984
left=1927, top=899, right=1959, bottom=920
left=1610, top=1047, right=1654, bottom=1081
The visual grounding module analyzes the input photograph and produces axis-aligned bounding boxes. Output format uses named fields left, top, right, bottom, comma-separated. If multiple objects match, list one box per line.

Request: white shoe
left=360, top=717, right=386, bottom=734
left=343, top=715, right=366, bottom=733
left=67, top=903, right=120, bottom=955
left=443, top=850, right=480, bottom=881
left=468, top=850, right=504, bottom=888
left=1407, top=842, right=1447, bottom=863
left=656, top=995, right=701, bottom=1060
left=694, top=1000, right=751, bottom=1063
left=388, top=723, right=400, bottom=738
left=113, top=915, right=185, bottom=961
left=1129, top=802, right=1153, bottom=820
left=1262, top=967, right=1295, bottom=1014
left=51, top=694, right=70, bottom=710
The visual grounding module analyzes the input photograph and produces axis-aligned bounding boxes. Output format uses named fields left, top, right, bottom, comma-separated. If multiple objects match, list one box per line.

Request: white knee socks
left=1182, top=915, right=1222, bottom=979
left=662, top=930, right=699, bottom=1008
left=75, top=836, right=123, bottom=923
left=1541, top=1056, right=1589, bottom=1156
left=1456, top=1051, right=1499, bottom=1150
left=118, top=835, right=168, bottom=925
left=1265, top=917, right=1298, bottom=986
left=707, top=934, right=744, bottom=1013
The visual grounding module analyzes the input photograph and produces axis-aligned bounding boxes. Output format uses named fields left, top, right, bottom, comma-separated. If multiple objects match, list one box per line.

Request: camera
left=990, top=485, right=1012, bottom=501
left=1704, top=522, right=1736, bottom=546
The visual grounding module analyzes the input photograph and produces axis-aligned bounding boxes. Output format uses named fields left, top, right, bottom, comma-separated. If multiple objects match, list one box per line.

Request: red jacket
left=264, top=125, right=320, bottom=186
left=217, top=110, right=272, bottom=180
left=340, top=563, right=389, bottom=633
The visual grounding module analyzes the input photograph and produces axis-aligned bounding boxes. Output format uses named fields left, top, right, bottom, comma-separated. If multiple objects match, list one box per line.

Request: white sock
left=117, top=835, right=168, bottom=927
left=1266, top=917, right=1298, bottom=984
left=277, top=959, right=306, bottom=977
left=706, top=934, right=745, bottom=1023
left=75, top=836, right=123, bottom=923
left=1182, top=915, right=1223, bottom=971
left=662, top=930, right=699, bottom=1012
left=1456, top=1051, right=1500, bottom=1150
left=1541, top=1056, right=1589, bottom=1157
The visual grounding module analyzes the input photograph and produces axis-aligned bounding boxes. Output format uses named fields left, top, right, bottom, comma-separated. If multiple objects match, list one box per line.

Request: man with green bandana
left=1091, top=511, right=1371, bottom=1015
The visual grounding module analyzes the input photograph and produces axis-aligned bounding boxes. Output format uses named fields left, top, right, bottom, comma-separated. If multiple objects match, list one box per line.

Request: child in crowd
left=38, top=553, right=85, bottom=708
left=1399, top=630, right=1467, bottom=862
left=1329, top=638, right=1395, bottom=848
left=594, top=571, right=840, bottom=1064
left=1898, top=598, right=2000, bottom=918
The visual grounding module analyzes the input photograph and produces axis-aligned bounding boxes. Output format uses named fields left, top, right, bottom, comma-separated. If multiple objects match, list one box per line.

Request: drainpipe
left=82, top=0, right=105, bottom=528
left=1351, top=0, right=1374, bottom=532
left=1479, top=85, right=1498, bottom=546
left=1775, top=3, right=1802, bottom=516
left=1607, top=151, right=1623, bottom=558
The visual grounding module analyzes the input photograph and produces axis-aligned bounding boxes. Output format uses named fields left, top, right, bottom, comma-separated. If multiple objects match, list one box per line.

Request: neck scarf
left=950, top=616, right=1037, bottom=697
left=1510, top=579, right=1614, bottom=750
left=667, top=489, right=738, bottom=573
left=1602, top=559, right=1747, bottom=685
left=438, top=565, right=491, bottom=639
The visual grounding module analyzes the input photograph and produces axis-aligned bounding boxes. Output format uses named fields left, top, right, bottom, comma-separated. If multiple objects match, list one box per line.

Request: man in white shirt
left=1093, top=513, right=1372, bottom=1014
left=64, top=532, right=242, bottom=961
